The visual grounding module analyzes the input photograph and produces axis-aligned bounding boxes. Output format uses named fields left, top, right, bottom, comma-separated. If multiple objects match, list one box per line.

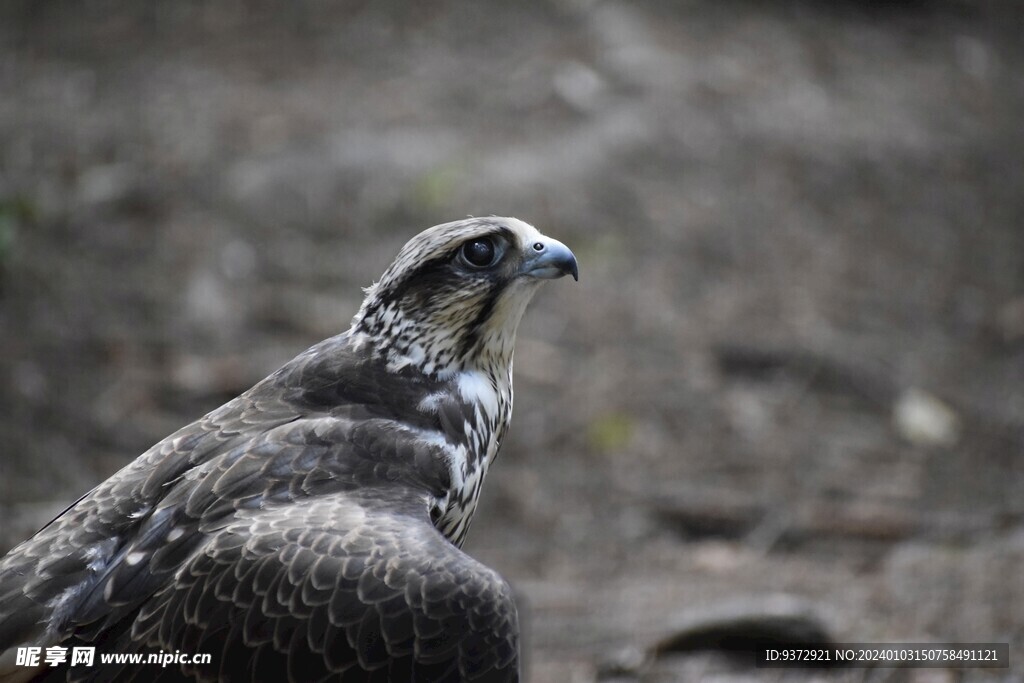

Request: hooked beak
left=521, top=237, right=579, bottom=282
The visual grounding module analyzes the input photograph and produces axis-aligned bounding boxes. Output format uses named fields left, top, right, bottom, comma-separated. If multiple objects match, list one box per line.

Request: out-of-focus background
left=1, top=1, right=1022, bottom=681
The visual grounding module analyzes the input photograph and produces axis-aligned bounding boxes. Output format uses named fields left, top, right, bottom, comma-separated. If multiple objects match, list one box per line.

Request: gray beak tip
left=524, top=238, right=578, bottom=282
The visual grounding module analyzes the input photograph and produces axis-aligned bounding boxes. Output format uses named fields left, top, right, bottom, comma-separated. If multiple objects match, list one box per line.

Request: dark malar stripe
left=457, top=283, right=504, bottom=362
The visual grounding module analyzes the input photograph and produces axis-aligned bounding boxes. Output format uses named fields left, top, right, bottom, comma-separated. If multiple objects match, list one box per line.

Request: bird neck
left=352, top=285, right=536, bottom=382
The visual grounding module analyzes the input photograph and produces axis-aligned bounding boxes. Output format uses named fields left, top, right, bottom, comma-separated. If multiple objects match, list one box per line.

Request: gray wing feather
left=114, top=489, right=518, bottom=682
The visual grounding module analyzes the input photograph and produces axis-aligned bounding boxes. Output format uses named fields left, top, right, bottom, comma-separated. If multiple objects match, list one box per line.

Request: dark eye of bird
left=460, top=238, right=497, bottom=268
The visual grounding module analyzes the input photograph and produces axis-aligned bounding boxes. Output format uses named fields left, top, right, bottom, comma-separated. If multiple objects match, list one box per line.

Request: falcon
left=0, top=217, right=578, bottom=683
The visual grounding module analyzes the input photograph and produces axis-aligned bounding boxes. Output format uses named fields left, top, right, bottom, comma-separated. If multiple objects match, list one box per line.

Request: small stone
left=893, top=388, right=960, bottom=447
left=596, top=645, right=646, bottom=678
left=692, top=541, right=745, bottom=573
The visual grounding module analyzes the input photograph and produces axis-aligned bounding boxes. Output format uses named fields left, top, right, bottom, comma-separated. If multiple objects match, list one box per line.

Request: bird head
left=353, top=217, right=578, bottom=377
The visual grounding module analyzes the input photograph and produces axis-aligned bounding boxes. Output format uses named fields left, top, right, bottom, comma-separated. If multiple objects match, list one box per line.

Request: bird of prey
left=0, top=217, right=577, bottom=683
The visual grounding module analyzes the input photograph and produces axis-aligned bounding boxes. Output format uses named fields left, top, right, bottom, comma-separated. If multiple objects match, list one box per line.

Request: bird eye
left=460, top=238, right=498, bottom=268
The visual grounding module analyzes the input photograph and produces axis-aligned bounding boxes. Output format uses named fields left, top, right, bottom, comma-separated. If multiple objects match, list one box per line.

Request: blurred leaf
left=587, top=412, right=634, bottom=453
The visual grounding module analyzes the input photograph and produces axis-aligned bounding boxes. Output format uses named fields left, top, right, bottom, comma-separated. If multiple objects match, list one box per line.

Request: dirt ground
left=1, top=1, right=1023, bottom=681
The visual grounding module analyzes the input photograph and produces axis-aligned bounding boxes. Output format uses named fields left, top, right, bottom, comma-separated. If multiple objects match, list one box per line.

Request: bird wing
left=0, top=334, right=518, bottom=682
left=0, top=387, right=304, bottom=658
left=96, top=487, right=519, bottom=683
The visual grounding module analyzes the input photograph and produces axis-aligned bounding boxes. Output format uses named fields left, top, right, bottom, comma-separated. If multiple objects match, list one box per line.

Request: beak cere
left=522, top=237, right=579, bottom=281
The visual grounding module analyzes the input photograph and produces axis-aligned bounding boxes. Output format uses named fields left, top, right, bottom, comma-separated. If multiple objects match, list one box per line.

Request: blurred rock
left=553, top=60, right=608, bottom=114
left=691, top=541, right=747, bottom=573
left=595, top=645, right=646, bottom=679
left=653, top=595, right=835, bottom=664
left=76, top=163, right=136, bottom=206
left=653, top=490, right=762, bottom=541
left=893, top=388, right=961, bottom=447
left=788, top=501, right=919, bottom=545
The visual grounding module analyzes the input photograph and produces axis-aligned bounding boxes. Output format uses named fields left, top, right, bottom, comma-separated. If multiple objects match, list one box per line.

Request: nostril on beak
left=523, top=238, right=577, bottom=281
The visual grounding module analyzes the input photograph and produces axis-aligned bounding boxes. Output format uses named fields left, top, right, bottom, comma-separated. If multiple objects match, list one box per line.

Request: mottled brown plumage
left=0, top=217, right=577, bottom=682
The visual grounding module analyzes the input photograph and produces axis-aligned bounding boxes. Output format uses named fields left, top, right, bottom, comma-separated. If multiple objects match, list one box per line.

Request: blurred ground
left=1, top=1, right=1023, bottom=681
